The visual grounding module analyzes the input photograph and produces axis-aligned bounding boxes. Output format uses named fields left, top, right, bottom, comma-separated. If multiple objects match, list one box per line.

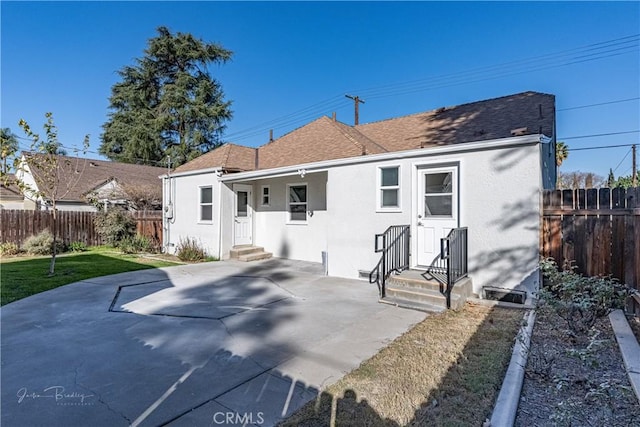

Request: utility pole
left=633, top=144, right=637, bottom=187
left=345, top=94, right=365, bottom=125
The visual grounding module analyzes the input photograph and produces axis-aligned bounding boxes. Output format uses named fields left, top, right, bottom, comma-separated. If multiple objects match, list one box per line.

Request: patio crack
left=74, top=364, right=132, bottom=425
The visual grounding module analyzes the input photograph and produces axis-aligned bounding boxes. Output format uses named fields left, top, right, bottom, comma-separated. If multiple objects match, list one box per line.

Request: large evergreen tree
left=100, top=27, right=233, bottom=166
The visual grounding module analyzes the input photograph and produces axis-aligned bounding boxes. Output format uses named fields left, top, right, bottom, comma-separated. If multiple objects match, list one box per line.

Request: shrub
left=22, top=230, right=67, bottom=255
left=0, top=242, right=21, bottom=256
left=538, top=257, right=631, bottom=334
left=119, top=234, right=155, bottom=254
left=176, top=236, right=208, bottom=262
left=94, top=208, right=136, bottom=247
left=69, top=241, right=88, bottom=252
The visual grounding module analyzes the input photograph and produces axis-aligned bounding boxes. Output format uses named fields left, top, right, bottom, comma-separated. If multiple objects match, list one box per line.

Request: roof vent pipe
left=269, top=129, right=273, bottom=142
left=332, top=112, right=336, bottom=121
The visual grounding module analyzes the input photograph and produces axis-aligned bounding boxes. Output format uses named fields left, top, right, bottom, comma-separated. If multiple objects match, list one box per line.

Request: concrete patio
left=1, top=258, right=425, bottom=426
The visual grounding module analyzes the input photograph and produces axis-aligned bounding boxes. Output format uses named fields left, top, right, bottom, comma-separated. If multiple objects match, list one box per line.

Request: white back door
left=415, top=166, right=459, bottom=267
left=233, top=184, right=253, bottom=246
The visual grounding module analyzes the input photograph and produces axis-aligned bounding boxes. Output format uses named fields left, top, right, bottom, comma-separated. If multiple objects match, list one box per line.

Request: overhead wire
left=223, top=34, right=638, bottom=142
left=612, top=148, right=632, bottom=173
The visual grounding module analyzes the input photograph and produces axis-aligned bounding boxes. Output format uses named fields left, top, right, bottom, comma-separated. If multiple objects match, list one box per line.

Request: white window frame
left=286, top=182, right=308, bottom=224
left=260, top=185, right=271, bottom=207
left=199, top=185, right=213, bottom=223
left=377, top=165, right=401, bottom=212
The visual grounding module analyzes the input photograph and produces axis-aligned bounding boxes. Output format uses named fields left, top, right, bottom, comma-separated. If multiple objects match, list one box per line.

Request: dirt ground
left=515, top=309, right=640, bottom=426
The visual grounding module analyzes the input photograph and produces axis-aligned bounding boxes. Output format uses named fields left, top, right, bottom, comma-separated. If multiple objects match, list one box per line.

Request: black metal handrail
left=369, top=225, right=410, bottom=298
left=439, top=227, right=468, bottom=308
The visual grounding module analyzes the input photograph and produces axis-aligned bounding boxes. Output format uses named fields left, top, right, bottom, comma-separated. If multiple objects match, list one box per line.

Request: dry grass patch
left=280, top=303, right=523, bottom=427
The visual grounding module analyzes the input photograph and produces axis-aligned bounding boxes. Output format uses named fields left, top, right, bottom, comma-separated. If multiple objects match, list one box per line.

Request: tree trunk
left=49, top=205, right=57, bottom=276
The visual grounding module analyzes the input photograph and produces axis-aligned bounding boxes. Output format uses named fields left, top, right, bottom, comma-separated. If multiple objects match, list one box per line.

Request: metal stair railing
left=369, top=225, right=410, bottom=298
left=426, top=227, right=468, bottom=308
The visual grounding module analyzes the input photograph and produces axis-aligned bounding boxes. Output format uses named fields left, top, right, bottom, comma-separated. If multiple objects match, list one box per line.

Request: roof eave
left=160, top=166, right=223, bottom=179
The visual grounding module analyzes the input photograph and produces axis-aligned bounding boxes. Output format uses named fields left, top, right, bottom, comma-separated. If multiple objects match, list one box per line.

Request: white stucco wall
left=163, top=172, right=222, bottom=258
left=249, top=172, right=328, bottom=263
left=325, top=142, right=542, bottom=296
left=164, top=138, right=543, bottom=297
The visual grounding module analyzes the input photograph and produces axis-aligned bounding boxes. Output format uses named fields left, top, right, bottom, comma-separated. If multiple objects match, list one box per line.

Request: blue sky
left=2, top=1, right=639, bottom=180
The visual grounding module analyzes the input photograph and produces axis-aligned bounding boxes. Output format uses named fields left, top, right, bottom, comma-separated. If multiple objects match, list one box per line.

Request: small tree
left=16, top=113, right=89, bottom=275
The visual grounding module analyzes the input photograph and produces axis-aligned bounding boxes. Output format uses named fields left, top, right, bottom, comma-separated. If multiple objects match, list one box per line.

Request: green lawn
left=0, top=246, right=180, bottom=306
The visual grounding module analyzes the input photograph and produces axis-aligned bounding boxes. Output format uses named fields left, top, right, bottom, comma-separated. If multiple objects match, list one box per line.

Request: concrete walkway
left=1, top=258, right=425, bottom=427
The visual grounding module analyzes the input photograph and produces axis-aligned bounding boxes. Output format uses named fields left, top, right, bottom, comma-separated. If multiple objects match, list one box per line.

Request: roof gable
left=173, top=143, right=257, bottom=174
left=257, top=116, right=387, bottom=169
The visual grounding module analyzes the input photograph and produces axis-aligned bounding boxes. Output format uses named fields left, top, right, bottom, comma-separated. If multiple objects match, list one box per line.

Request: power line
left=612, top=148, right=632, bottom=173
left=557, top=97, right=640, bottom=111
left=560, top=130, right=639, bottom=140
left=567, top=143, right=639, bottom=151
left=223, top=34, right=638, bottom=142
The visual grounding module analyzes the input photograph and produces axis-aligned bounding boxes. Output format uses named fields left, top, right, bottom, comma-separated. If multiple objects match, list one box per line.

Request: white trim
left=286, top=182, right=308, bottom=225
left=219, top=134, right=543, bottom=183
left=161, top=167, right=223, bottom=179
left=198, top=185, right=213, bottom=223
left=376, top=165, right=402, bottom=212
left=411, top=161, right=461, bottom=269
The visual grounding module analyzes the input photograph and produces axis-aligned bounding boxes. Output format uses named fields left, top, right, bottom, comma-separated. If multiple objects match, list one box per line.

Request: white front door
left=415, top=166, right=459, bottom=267
left=233, top=184, right=253, bottom=246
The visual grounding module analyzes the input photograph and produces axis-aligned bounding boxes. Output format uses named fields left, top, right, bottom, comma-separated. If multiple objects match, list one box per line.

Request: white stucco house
left=162, top=91, right=556, bottom=301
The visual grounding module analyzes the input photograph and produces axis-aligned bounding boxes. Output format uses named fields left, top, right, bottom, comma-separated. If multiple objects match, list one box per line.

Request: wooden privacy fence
left=0, top=209, right=163, bottom=247
left=541, top=187, right=640, bottom=314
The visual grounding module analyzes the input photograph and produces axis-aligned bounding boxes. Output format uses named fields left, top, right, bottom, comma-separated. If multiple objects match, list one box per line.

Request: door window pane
left=424, top=195, right=452, bottom=216
left=237, top=191, right=248, bottom=217
left=425, top=173, right=452, bottom=193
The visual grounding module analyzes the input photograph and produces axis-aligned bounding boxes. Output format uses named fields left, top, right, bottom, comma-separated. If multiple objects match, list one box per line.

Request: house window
left=261, top=185, right=270, bottom=206
left=378, top=166, right=400, bottom=211
left=287, top=183, right=307, bottom=223
left=199, top=186, right=213, bottom=221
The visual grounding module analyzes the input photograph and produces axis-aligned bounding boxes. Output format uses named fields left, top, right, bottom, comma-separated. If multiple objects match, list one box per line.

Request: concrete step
left=230, top=246, right=265, bottom=259
left=381, top=270, right=472, bottom=312
left=384, top=285, right=466, bottom=311
left=388, top=271, right=473, bottom=300
left=379, top=296, right=445, bottom=314
left=237, top=251, right=273, bottom=262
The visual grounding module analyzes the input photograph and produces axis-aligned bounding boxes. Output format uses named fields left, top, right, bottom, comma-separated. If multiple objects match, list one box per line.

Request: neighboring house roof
left=21, top=153, right=166, bottom=203
left=0, top=174, right=24, bottom=201
left=172, top=91, right=555, bottom=174
left=173, top=143, right=256, bottom=174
